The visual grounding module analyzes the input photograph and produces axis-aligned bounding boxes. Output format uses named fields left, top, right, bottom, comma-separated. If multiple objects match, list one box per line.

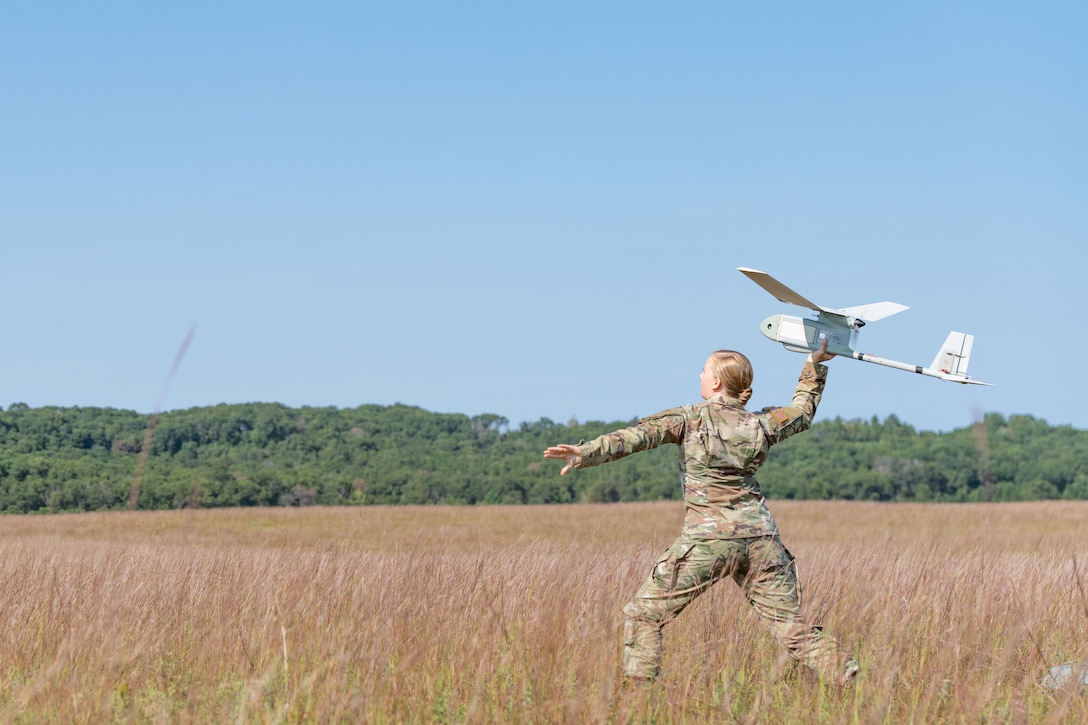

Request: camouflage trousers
left=622, top=533, right=850, bottom=681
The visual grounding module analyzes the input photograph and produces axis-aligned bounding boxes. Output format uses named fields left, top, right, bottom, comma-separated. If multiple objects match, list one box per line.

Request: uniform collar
left=707, top=393, right=743, bottom=407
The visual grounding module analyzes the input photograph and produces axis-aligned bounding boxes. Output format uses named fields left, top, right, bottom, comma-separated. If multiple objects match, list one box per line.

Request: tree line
left=0, top=401, right=1083, bottom=513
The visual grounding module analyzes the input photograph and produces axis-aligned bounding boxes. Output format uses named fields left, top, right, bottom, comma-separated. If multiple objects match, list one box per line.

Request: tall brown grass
left=0, top=501, right=1086, bottom=723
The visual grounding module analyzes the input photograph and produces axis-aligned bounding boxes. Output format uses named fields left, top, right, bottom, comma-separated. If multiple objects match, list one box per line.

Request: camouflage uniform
left=574, top=360, right=853, bottom=682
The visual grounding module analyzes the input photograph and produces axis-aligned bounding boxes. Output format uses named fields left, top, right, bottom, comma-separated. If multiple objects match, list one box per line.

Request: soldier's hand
left=543, top=444, right=582, bottom=476
left=809, top=339, right=835, bottom=364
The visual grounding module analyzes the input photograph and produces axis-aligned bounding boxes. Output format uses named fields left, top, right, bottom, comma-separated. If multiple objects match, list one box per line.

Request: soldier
left=543, top=340, right=858, bottom=686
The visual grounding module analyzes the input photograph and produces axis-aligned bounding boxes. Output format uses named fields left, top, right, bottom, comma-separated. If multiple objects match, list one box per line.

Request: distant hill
left=0, top=402, right=1083, bottom=513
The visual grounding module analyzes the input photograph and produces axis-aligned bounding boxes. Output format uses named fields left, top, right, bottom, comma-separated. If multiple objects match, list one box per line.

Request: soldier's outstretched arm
left=762, top=340, right=834, bottom=444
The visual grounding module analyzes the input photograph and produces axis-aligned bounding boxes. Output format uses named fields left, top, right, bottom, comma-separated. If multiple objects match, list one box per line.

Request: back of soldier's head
left=709, top=350, right=753, bottom=404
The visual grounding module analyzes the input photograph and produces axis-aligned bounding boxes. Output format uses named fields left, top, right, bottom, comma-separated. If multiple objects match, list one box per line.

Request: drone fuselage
left=759, top=313, right=856, bottom=357
left=758, top=311, right=990, bottom=385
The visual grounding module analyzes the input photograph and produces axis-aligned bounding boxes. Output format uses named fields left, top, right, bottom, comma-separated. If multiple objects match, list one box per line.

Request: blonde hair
left=709, top=350, right=754, bottom=406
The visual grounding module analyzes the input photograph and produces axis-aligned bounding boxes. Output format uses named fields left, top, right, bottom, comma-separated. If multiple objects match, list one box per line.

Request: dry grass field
left=1, top=501, right=1087, bottom=723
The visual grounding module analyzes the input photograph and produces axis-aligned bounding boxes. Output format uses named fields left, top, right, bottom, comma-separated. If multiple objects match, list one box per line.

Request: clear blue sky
left=3, top=2, right=1085, bottom=433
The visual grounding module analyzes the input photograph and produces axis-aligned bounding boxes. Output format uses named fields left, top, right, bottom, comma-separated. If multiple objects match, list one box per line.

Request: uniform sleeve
left=575, top=407, right=687, bottom=469
left=758, top=361, right=828, bottom=445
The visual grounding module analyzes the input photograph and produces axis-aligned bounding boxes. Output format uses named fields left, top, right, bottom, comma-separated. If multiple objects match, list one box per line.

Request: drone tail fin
left=930, top=331, right=973, bottom=377
left=926, top=331, right=993, bottom=385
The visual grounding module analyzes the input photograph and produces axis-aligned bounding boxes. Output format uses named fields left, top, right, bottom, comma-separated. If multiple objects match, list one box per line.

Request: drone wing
left=738, top=267, right=909, bottom=322
left=737, top=268, right=823, bottom=311
left=839, top=301, right=910, bottom=322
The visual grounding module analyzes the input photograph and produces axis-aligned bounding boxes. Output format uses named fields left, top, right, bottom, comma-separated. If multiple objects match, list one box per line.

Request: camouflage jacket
left=575, top=360, right=828, bottom=539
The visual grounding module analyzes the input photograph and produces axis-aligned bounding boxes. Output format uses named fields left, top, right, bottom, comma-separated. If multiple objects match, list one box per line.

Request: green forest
left=0, top=401, right=1084, bottom=514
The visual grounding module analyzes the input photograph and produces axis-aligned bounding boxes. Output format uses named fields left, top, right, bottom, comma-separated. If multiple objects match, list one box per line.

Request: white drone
left=740, top=267, right=993, bottom=386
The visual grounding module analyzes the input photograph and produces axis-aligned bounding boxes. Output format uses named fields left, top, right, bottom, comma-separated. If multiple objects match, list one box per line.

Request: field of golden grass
left=1, top=501, right=1087, bottom=723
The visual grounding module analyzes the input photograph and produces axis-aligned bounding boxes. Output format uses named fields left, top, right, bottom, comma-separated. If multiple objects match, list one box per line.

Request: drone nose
left=759, top=315, right=782, bottom=342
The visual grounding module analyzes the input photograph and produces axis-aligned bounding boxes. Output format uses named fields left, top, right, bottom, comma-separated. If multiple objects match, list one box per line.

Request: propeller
left=849, top=318, right=866, bottom=350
